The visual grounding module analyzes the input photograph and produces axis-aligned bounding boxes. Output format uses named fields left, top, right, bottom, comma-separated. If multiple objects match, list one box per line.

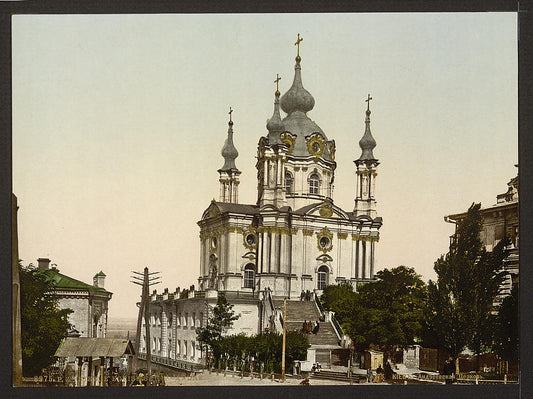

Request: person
left=300, top=290, right=305, bottom=301
left=299, top=377, right=310, bottom=385
left=302, top=320, right=308, bottom=333
left=375, top=365, right=384, bottom=383
left=312, top=321, right=320, bottom=335
left=306, top=320, right=313, bottom=333
left=384, top=361, right=393, bottom=380
left=366, top=367, right=373, bottom=383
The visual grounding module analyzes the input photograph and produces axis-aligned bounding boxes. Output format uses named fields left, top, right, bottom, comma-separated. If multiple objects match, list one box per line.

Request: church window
left=199, top=312, right=204, bottom=327
left=309, top=173, right=320, bottom=195
left=191, top=341, right=196, bottom=358
left=192, top=312, right=196, bottom=328
left=319, top=236, right=330, bottom=250
left=177, top=340, right=181, bottom=355
left=185, top=312, right=189, bottom=327
left=184, top=340, right=188, bottom=358
left=285, top=171, right=294, bottom=194
left=244, top=264, right=255, bottom=289
left=178, top=312, right=181, bottom=327
left=317, top=265, right=329, bottom=290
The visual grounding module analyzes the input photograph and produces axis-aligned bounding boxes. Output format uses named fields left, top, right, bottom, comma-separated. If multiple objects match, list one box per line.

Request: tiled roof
left=40, top=269, right=111, bottom=294
left=214, top=202, right=259, bottom=214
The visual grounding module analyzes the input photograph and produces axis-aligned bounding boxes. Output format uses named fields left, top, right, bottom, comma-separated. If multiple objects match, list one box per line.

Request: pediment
left=202, top=201, right=221, bottom=220
left=302, top=200, right=349, bottom=220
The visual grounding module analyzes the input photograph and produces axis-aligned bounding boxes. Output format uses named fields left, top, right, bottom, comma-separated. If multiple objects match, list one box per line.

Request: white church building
left=139, top=37, right=382, bottom=370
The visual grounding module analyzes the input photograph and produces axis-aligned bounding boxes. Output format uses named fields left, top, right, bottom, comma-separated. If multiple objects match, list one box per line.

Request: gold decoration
left=307, top=135, right=325, bottom=160
left=319, top=200, right=334, bottom=218
left=227, top=226, right=236, bottom=233
left=328, top=140, right=336, bottom=161
left=316, top=227, right=333, bottom=253
left=280, top=132, right=296, bottom=155
left=337, top=233, right=348, bottom=240
left=303, top=229, right=314, bottom=237
left=208, top=204, right=220, bottom=218
left=243, top=226, right=258, bottom=251
left=294, top=167, right=301, bottom=172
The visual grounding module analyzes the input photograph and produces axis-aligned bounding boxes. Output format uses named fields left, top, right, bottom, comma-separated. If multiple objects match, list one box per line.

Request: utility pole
left=131, top=267, right=160, bottom=377
left=281, top=298, right=287, bottom=383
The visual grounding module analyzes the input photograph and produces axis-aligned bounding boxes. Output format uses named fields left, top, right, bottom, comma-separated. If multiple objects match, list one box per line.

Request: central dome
left=280, top=60, right=315, bottom=114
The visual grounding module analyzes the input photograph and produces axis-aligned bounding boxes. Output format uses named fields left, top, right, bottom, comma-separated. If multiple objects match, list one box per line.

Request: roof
left=40, top=269, right=111, bottom=294
left=55, top=337, right=135, bottom=358
left=94, top=270, right=106, bottom=277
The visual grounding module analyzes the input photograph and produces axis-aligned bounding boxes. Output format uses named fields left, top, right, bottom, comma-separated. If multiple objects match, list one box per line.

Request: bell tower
left=219, top=108, right=241, bottom=203
left=354, top=94, right=379, bottom=217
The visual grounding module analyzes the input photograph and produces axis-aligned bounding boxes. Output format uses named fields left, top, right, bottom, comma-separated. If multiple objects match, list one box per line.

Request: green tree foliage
left=425, top=203, right=508, bottom=372
left=196, top=293, right=240, bottom=361
left=494, top=285, right=519, bottom=364
left=321, top=266, right=427, bottom=353
left=216, top=331, right=309, bottom=373
left=19, top=264, right=72, bottom=377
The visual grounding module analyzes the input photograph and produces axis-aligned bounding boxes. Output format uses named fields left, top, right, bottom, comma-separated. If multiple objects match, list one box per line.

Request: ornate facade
left=141, top=37, right=383, bottom=369
left=198, top=48, right=382, bottom=298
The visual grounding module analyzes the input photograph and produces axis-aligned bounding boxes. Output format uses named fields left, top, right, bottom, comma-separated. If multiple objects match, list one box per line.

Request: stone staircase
left=273, top=300, right=341, bottom=347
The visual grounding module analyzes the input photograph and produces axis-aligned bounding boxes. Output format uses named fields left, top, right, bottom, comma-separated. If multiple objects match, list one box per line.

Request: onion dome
left=358, top=97, right=377, bottom=161
left=221, top=110, right=239, bottom=170
left=280, top=57, right=315, bottom=115
left=266, top=86, right=284, bottom=135
left=277, top=39, right=331, bottom=160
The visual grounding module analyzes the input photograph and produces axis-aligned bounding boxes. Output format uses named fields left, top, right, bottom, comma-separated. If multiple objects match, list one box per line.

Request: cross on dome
left=294, top=33, right=303, bottom=61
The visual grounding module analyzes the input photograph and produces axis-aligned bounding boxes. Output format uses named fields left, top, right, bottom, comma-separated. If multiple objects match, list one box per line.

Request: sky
left=12, top=13, right=517, bottom=320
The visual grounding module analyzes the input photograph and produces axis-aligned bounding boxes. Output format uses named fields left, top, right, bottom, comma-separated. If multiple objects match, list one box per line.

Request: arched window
left=244, top=264, right=255, bottom=289
left=309, top=173, right=320, bottom=195
left=317, top=265, right=329, bottom=290
left=285, top=171, right=294, bottom=194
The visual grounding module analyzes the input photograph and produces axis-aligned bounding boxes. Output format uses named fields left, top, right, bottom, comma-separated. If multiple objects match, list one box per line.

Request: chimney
left=93, top=271, right=106, bottom=288
left=37, top=258, right=51, bottom=270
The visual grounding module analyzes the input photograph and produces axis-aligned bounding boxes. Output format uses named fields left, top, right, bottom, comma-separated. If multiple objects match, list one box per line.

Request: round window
left=211, top=237, right=218, bottom=249
left=246, top=234, right=256, bottom=246
left=319, top=236, right=330, bottom=249
left=312, top=142, right=320, bottom=153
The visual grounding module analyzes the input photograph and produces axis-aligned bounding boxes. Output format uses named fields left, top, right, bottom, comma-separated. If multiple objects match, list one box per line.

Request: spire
left=358, top=94, right=377, bottom=161
left=280, top=33, right=315, bottom=115
left=266, top=74, right=284, bottom=134
left=221, top=107, right=239, bottom=170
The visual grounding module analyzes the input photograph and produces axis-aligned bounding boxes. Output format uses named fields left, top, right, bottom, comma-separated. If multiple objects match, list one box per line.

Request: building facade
left=444, top=167, right=519, bottom=303
left=141, top=38, right=383, bottom=369
left=38, top=257, right=112, bottom=338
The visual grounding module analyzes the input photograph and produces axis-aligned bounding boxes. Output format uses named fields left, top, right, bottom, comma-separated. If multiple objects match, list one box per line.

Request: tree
left=494, top=284, right=519, bottom=365
left=196, top=293, right=240, bottom=364
left=19, top=264, right=72, bottom=377
left=321, top=266, right=427, bottom=356
left=425, top=203, right=508, bottom=374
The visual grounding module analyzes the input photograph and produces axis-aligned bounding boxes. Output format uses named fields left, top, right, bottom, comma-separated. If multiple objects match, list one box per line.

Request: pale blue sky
left=12, top=13, right=517, bottom=319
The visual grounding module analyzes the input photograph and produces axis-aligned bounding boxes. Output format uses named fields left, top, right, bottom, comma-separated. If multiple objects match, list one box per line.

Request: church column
left=354, top=239, right=360, bottom=279
left=361, top=241, right=366, bottom=279
left=161, top=307, right=168, bottom=358
left=370, top=240, right=375, bottom=278
left=274, top=231, right=281, bottom=274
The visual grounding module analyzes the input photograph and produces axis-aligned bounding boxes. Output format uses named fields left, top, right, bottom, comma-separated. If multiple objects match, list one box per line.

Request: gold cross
left=294, top=33, right=303, bottom=57
left=274, top=74, right=281, bottom=91
left=365, top=94, right=372, bottom=111
left=229, top=107, right=233, bottom=122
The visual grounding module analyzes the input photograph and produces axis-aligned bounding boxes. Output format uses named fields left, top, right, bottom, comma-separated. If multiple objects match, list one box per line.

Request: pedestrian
left=300, top=290, right=305, bottom=301
left=366, top=368, right=372, bottom=383
left=384, top=361, right=393, bottom=380
left=312, top=320, right=320, bottom=334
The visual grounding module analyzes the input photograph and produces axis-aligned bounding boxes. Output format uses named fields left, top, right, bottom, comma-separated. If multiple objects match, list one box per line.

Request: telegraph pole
left=281, top=298, right=287, bottom=383
left=131, top=267, right=160, bottom=377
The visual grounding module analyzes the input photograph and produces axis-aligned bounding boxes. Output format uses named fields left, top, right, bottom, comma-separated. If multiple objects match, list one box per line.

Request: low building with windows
left=140, top=38, right=383, bottom=370
left=37, top=257, right=112, bottom=338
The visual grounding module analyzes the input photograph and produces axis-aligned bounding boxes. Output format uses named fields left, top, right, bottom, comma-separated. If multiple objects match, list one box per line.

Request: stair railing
left=314, top=294, right=344, bottom=342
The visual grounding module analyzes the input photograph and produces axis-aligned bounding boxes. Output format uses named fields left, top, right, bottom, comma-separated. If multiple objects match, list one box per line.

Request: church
left=139, top=36, right=382, bottom=370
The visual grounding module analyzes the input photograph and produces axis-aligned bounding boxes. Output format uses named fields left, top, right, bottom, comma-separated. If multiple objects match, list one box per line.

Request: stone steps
left=310, top=370, right=365, bottom=384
